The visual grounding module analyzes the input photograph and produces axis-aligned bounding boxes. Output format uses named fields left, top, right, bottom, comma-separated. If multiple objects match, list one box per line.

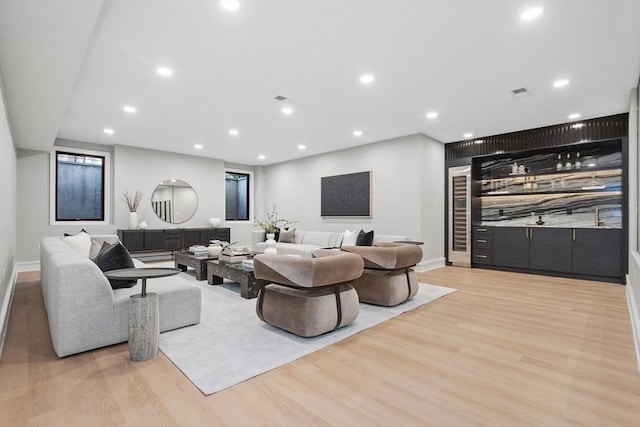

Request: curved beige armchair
left=341, top=242, right=423, bottom=306
left=253, top=251, right=364, bottom=337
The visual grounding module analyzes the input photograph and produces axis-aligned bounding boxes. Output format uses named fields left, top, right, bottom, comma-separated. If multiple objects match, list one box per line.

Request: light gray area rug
left=158, top=270, right=456, bottom=395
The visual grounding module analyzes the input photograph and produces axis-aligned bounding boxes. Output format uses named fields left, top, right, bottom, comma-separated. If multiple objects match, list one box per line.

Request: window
left=50, top=147, right=111, bottom=225
left=225, top=171, right=250, bottom=221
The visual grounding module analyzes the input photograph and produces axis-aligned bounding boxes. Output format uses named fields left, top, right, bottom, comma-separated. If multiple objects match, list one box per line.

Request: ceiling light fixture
left=220, top=0, right=240, bottom=11
left=298, top=145, right=306, bottom=150
left=568, top=113, right=581, bottom=119
left=360, top=74, right=374, bottom=84
left=123, top=105, right=137, bottom=113
left=194, top=144, right=203, bottom=149
left=282, top=107, right=293, bottom=115
left=553, top=79, right=570, bottom=88
left=156, top=67, right=173, bottom=77
left=425, top=112, right=438, bottom=119
left=103, top=128, right=114, bottom=135
left=463, top=132, right=473, bottom=138
left=229, top=129, right=239, bottom=136
left=521, top=7, right=543, bottom=21
left=353, top=130, right=363, bottom=137
left=258, top=155, right=266, bottom=160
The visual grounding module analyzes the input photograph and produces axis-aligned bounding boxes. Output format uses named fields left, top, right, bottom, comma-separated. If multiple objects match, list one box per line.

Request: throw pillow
left=62, top=231, right=92, bottom=257
left=356, top=229, right=374, bottom=246
left=341, top=229, right=359, bottom=246
left=278, top=228, right=296, bottom=243
left=89, top=238, right=103, bottom=259
left=93, top=242, right=137, bottom=289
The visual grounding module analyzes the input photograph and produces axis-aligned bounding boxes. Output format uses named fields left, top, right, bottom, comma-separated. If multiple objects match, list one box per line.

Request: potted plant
left=123, top=190, right=143, bottom=229
left=255, top=205, right=297, bottom=235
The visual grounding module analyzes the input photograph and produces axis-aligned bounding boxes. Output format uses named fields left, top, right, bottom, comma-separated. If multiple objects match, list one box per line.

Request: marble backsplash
left=480, top=192, right=622, bottom=228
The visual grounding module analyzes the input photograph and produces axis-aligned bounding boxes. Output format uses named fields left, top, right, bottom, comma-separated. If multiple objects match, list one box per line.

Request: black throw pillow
left=356, top=230, right=374, bottom=246
left=93, top=241, right=137, bottom=289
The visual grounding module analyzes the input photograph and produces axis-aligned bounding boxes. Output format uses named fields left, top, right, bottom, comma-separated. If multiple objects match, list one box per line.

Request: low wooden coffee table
left=207, top=260, right=269, bottom=299
left=175, top=252, right=217, bottom=280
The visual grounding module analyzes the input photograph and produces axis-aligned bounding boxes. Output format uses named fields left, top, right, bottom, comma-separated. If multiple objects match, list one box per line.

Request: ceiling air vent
left=512, top=87, right=529, bottom=98
left=274, top=95, right=287, bottom=101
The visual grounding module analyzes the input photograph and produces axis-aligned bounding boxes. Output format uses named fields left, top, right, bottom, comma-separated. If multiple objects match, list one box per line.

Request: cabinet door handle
left=476, top=254, right=488, bottom=258
left=477, top=228, right=487, bottom=232
left=573, top=229, right=576, bottom=241
left=529, top=228, right=533, bottom=239
left=477, top=239, right=487, bottom=243
left=525, top=228, right=529, bottom=239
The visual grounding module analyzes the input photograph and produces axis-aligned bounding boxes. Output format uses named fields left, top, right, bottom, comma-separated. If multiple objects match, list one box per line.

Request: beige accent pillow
left=278, top=228, right=296, bottom=243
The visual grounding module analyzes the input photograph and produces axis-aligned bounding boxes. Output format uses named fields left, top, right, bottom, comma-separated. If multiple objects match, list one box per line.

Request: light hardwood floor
left=1, top=267, right=639, bottom=426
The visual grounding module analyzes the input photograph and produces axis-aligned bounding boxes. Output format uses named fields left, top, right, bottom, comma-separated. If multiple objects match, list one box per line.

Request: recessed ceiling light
left=258, top=155, right=266, bottom=160
left=353, top=130, right=363, bottom=137
left=426, top=112, right=438, bottom=119
left=298, top=145, right=306, bottom=150
left=521, top=7, right=543, bottom=21
left=194, top=144, right=203, bottom=149
left=220, top=0, right=240, bottom=11
left=568, top=113, right=581, bottom=119
left=157, top=67, right=173, bottom=77
left=463, top=132, right=473, bottom=138
left=170, top=179, right=176, bottom=183
left=553, top=79, right=570, bottom=88
left=229, top=129, right=239, bottom=136
left=103, top=128, right=114, bottom=135
left=123, top=105, right=136, bottom=113
left=360, top=74, right=374, bottom=84
left=282, top=107, right=293, bottom=115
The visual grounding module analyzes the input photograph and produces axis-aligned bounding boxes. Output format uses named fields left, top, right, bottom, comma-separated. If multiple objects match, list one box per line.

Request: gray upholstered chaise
left=252, top=250, right=364, bottom=337
left=40, top=235, right=201, bottom=357
left=341, top=242, right=423, bottom=306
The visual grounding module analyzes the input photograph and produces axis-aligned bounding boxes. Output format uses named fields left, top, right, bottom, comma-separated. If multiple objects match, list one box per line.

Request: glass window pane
left=225, top=172, right=249, bottom=220
left=56, top=151, right=105, bottom=221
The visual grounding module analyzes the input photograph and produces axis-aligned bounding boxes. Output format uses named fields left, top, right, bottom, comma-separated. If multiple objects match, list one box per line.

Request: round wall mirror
left=151, top=179, right=198, bottom=224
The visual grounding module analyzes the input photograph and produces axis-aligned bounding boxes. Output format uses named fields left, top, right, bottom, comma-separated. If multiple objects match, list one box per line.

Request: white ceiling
left=1, top=0, right=639, bottom=165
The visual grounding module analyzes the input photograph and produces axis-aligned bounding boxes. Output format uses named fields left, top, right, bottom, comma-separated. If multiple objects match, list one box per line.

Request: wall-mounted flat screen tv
left=321, top=171, right=371, bottom=217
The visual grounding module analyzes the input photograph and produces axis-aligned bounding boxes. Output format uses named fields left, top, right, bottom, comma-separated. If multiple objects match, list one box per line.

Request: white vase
left=128, top=212, right=138, bottom=230
left=264, top=233, right=278, bottom=255
left=209, top=217, right=221, bottom=228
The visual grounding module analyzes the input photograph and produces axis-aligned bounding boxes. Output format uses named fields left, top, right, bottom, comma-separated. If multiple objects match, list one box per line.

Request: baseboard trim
left=16, top=260, right=40, bottom=272
left=415, top=257, right=446, bottom=272
left=0, top=264, right=17, bottom=359
left=626, top=272, right=640, bottom=374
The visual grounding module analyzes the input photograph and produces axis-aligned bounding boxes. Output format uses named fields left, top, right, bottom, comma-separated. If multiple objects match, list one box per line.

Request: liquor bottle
left=556, top=154, right=563, bottom=170
left=565, top=153, right=572, bottom=170
left=575, top=152, right=582, bottom=169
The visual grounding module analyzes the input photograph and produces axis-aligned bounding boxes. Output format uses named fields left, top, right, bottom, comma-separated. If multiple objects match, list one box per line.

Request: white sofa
left=252, top=229, right=411, bottom=258
left=40, top=234, right=201, bottom=357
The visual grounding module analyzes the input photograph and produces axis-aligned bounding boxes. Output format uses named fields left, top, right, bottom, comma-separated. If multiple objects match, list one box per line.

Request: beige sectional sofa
left=40, top=234, right=201, bottom=357
left=252, top=229, right=411, bottom=257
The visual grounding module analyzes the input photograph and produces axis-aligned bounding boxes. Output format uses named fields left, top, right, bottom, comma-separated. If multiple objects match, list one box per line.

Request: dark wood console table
left=117, top=228, right=231, bottom=253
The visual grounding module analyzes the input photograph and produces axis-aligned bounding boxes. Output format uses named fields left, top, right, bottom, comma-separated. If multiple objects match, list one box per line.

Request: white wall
left=0, top=72, right=17, bottom=356
left=16, top=141, right=116, bottom=264
left=627, top=85, right=640, bottom=371
left=260, top=133, right=445, bottom=267
left=113, top=145, right=256, bottom=248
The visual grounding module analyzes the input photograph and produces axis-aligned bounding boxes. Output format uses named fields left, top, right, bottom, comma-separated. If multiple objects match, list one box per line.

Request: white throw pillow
left=63, top=231, right=92, bottom=257
left=341, top=229, right=359, bottom=246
